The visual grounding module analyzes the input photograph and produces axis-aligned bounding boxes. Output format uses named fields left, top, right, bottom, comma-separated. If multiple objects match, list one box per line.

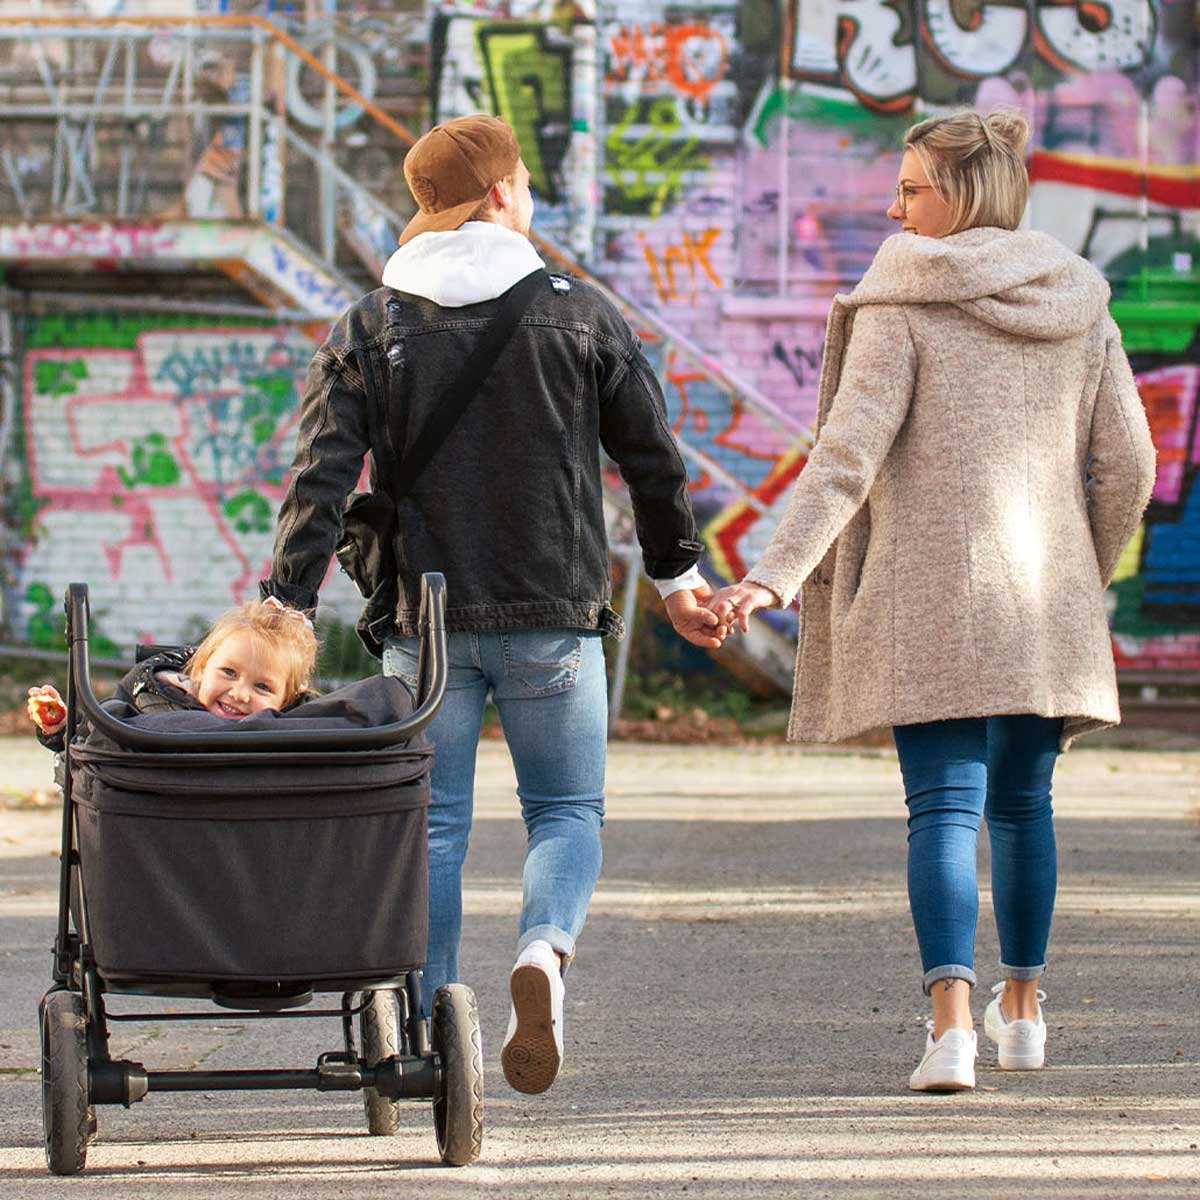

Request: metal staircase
left=0, top=14, right=412, bottom=314
left=0, top=13, right=802, bottom=693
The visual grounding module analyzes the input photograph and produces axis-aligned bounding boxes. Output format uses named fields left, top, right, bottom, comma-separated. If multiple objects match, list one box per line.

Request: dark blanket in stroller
left=69, top=675, right=431, bottom=987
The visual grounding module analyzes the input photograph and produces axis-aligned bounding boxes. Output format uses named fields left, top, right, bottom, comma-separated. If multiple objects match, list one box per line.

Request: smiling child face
left=194, top=629, right=288, bottom=719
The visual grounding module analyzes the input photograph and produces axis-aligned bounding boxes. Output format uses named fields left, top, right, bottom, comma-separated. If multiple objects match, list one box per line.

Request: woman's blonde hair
left=904, top=107, right=1030, bottom=234
left=186, top=599, right=319, bottom=706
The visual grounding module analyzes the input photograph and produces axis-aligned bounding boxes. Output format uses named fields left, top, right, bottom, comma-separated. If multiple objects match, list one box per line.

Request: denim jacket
left=263, top=271, right=702, bottom=640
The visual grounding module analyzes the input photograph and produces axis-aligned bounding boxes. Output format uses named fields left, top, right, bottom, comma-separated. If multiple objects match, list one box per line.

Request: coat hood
left=380, top=221, right=544, bottom=307
left=848, top=227, right=1110, bottom=340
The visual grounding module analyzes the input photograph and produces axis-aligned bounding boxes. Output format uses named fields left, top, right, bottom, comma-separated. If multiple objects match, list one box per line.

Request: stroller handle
left=63, top=577, right=449, bottom=752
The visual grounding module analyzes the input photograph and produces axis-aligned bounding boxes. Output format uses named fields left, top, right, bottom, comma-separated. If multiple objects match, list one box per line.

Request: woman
left=713, top=108, right=1155, bottom=1092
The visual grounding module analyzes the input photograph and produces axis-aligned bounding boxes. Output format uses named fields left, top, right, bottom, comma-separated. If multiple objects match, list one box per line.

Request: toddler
left=28, top=596, right=319, bottom=751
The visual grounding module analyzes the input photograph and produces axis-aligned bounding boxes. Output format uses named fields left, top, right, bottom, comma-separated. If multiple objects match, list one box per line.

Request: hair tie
left=263, top=594, right=315, bottom=631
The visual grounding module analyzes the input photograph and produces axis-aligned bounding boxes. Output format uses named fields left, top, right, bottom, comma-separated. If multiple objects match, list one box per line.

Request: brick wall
left=4, top=312, right=363, bottom=653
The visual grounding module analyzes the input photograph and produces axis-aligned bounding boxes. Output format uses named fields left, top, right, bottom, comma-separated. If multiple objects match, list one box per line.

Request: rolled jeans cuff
left=922, top=965, right=976, bottom=995
left=517, top=924, right=575, bottom=970
left=999, top=961, right=1046, bottom=981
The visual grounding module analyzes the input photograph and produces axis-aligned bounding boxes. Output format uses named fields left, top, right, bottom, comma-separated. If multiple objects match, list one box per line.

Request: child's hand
left=26, top=686, right=66, bottom=735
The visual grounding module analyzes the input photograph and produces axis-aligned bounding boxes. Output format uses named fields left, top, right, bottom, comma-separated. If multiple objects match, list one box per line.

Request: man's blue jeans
left=384, top=628, right=607, bottom=1003
left=893, top=715, right=1062, bottom=994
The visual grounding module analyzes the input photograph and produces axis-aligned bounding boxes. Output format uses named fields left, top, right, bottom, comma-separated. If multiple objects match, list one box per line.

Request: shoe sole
left=909, top=1072, right=975, bottom=1092
left=998, top=1051, right=1046, bottom=1070
left=995, top=1047, right=1045, bottom=1070
left=500, top=964, right=561, bottom=1095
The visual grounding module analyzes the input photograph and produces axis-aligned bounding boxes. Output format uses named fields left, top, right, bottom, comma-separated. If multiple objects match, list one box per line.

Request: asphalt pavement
left=1, top=736, right=1198, bottom=1198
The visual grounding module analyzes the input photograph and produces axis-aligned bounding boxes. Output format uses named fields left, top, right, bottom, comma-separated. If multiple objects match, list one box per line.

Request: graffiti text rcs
left=789, top=0, right=1159, bottom=111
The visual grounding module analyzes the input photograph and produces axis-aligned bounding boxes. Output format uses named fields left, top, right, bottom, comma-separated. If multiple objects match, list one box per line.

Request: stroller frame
left=39, top=575, right=484, bottom=1175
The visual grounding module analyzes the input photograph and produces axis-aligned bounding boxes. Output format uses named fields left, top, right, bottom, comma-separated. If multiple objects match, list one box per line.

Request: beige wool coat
left=747, top=227, right=1157, bottom=749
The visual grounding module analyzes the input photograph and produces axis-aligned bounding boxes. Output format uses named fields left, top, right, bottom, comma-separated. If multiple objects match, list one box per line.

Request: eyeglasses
left=894, top=183, right=934, bottom=213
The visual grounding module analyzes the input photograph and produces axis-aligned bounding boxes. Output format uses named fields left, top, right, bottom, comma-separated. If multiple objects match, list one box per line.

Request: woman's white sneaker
left=984, top=982, right=1046, bottom=1069
left=909, top=1024, right=977, bottom=1092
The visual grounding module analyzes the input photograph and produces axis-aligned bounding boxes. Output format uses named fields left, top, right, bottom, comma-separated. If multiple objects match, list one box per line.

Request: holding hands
left=663, top=580, right=780, bottom=648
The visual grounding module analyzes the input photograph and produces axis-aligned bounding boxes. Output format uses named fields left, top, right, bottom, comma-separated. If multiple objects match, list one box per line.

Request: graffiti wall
left=2, top=312, right=363, bottom=652
left=424, top=0, right=1199, bottom=669
left=2, top=1, right=1197, bottom=672
left=1109, top=315, right=1200, bottom=669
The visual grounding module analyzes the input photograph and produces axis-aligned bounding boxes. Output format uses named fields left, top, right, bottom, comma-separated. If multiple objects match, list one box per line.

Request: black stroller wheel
left=430, top=984, right=483, bottom=1167
left=40, top=990, right=91, bottom=1175
left=360, top=989, right=402, bottom=1135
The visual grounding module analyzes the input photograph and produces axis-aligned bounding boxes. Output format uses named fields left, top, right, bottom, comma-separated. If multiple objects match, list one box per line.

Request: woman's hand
left=26, top=685, right=66, bottom=735
left=707, top=581, right=780, bottom=634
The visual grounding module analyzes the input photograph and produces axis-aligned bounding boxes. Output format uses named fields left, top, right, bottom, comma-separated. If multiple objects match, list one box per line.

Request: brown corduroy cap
left=398, top=114, right=521, bottom=247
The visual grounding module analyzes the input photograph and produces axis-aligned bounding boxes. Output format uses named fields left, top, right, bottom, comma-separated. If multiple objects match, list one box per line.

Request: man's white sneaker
left=500, top=940, right=564, bottom=1094
left=984, top=982, right=1047, bottom=1069
left=909, top=1024, right=977, bottom=1092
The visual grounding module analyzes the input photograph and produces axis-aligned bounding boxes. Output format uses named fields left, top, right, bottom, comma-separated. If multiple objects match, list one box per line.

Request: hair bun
left=982, top=107, right=1030, bottom=156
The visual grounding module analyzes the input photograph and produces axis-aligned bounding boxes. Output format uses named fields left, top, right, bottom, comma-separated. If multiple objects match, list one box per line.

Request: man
left=263, top=114, right=722, bottom=1094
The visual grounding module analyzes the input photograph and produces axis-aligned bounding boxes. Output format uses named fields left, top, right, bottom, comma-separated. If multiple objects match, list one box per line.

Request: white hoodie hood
left=380, top=221, right=544, bottom=307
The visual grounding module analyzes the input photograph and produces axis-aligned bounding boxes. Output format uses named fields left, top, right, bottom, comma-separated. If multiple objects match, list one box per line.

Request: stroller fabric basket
left=69, top=675, right=430, bottom=985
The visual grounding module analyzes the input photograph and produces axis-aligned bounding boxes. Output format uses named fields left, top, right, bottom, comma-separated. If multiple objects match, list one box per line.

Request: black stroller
left=38, top=575, right=483, bottom=1175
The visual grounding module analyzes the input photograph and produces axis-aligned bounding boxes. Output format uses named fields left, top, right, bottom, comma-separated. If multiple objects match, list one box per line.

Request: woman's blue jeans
left=384, top=628, right=607, bottom=1004
left=892, top=715, right=1061, bottom=994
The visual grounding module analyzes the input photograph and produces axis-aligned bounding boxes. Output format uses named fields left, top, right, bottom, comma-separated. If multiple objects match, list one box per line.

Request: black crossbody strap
left=386, top=268, right=548, bottom=499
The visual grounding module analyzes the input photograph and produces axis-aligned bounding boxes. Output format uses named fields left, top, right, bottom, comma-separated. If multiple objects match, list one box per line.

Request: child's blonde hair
left=904, top=107, right=1030, bottom=235
left=186, top=599, right=318, bottom=706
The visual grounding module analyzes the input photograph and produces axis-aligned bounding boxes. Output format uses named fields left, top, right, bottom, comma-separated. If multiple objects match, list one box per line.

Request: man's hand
left=26, top=685, right=66, bottom=735
left=707, top=581, right=779, bottom=633
left=664, top=585, right=730, bottom=650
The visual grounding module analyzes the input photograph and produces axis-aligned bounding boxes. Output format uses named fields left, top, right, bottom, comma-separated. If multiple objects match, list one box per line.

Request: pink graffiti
left=8, top=222, right=181, bottom=260
left=23, top=333, right=308, bottom=622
